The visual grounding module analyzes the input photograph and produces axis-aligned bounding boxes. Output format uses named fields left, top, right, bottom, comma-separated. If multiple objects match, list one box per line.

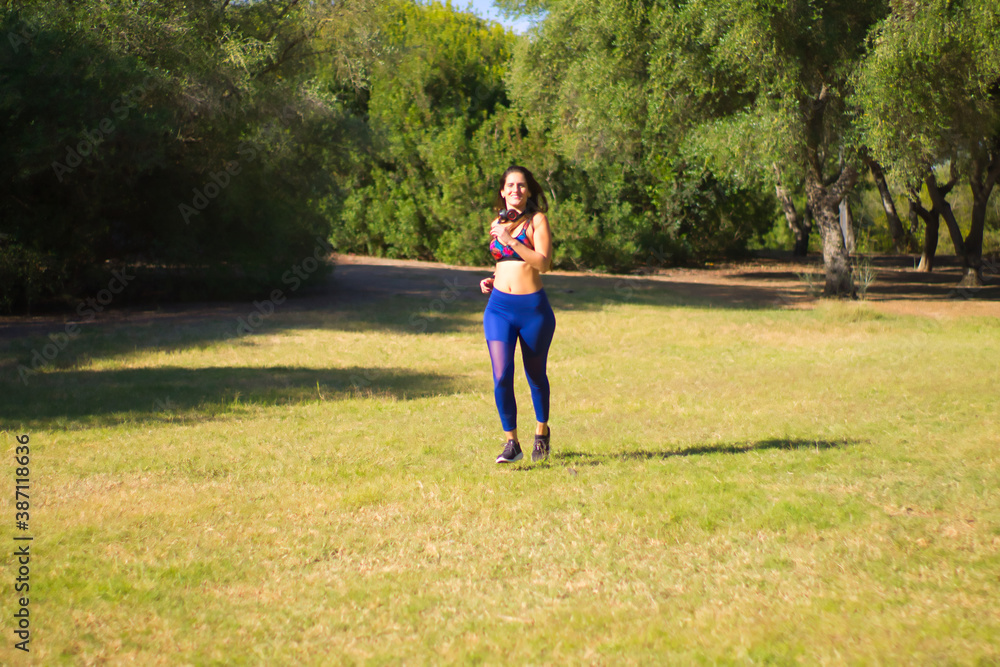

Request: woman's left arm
left=509, top=213, right=552, bottom=273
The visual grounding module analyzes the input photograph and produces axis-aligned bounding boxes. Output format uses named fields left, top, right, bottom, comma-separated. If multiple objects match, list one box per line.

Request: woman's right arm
left=480, top=274, right=495, bottom=293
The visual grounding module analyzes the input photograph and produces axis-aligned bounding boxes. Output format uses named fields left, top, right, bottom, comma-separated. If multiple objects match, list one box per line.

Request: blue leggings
left=483, top=289, right=556, bottom=432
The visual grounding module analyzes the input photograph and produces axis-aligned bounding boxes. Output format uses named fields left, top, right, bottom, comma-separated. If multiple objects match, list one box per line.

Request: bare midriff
left=493, top=260, right=543, bottom=294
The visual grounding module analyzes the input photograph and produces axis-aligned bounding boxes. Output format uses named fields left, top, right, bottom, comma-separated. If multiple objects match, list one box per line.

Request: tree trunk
left=839, top=196, right=856, bottom=255
left=907, top=194, right=920, bottom=234
left=908, top=190, right=939, bottom=272
left=802, top=86, right=855, bottom=297
left=866, top=155, right=917, bottom=252
left=925, top=173, right=966, bottom=259
left=963, top=148, right=1000, bottom=287
left=802, top=204, right=814, bottom=256
left=773, top=164, right=811, bottom=256
left=806, top=168, right=857, bottom=297
left=919, top=211, right=940, bottom=273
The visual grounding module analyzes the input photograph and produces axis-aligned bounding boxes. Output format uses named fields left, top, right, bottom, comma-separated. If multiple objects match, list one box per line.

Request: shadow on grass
left=0, top=273, right=752, bottom=383
left=0, top=268, right=795, bottom=381
left=14, top=250, right=991, bottom=378
left=0, top=365, right=466, bottom=425
left=544, top=439, right=858, bottom=468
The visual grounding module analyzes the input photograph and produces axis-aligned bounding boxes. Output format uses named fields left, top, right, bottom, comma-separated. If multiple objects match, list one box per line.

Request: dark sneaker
left=532, top=427, right=550, bottom=462
left=495, top=439, right=523, bottom=463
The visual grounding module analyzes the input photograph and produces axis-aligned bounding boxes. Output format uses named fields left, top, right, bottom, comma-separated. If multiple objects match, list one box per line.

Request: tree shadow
left=535, top=438, right=858, bottom=469
left=0, top=260, right=784, bottom=379
left=6, top=251, right=994, bottom=379
left=0, top=271, right=490, bottom=375
left=333, top=258, right=811, bottom=313
left=732, top=254, right=1000, bottom=301
left=1, top=365, right=466, bottom=426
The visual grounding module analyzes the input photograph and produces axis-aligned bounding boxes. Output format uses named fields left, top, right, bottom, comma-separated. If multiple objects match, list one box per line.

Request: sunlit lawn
left=1, top=273, right=999, bottom=664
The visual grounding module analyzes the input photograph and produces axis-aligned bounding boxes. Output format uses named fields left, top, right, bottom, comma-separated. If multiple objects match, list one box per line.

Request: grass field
left=1, top=262, right=999, bottom=664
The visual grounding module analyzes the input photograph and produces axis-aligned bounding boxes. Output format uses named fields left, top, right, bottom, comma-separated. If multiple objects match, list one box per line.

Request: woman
left=480, top=166, right=556, bottom=464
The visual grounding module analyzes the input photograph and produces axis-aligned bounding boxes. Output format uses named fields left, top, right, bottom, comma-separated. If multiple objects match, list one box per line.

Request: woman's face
left=502, top=172, right=531, bottom=210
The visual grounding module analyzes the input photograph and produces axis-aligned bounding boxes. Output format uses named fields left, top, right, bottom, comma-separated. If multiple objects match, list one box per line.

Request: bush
left=0, top=2, right=347, bottom=312
left=0, top=243, right=64, bottom=314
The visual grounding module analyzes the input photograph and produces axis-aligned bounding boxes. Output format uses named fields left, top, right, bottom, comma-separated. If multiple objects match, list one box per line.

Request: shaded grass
left=1, top=282, right=999, bottom=663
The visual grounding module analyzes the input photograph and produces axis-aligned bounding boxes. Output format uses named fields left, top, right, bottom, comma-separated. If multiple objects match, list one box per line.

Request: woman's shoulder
left=529, top=210, right=549, bottom=227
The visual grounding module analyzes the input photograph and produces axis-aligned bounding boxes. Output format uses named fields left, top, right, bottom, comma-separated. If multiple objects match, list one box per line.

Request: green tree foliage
left=6, top=0, right=995, bottom=312
left=0, top=0, right=376, bottom=311
left=494, top=0, right=549, bottom=16
left=854, top=0, right=1000, bottom=284
left=326, top=0, right=519, bottom=266
left=503, top=0, right=777, bottom=270
left=657, top=0, right=889, bottom=295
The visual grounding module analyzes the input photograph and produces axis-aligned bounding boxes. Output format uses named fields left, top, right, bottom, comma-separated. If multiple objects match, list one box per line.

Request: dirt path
left=334, top=253, right=1000, bottom=315
left=1, top=254, right=997, bottom=342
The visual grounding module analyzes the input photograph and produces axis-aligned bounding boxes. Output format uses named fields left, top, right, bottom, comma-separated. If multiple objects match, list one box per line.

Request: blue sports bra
left=490, top=219, right=534, bottom=262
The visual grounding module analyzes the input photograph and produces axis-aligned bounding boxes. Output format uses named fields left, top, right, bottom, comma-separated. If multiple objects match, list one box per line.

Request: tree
left=658, top=0, right=890, bottom=296
left=0, top=0, right=379, bottom=310
left=864, top=154, right=918, bottom=253
left=773, top=164, right=813, bottom=257
left=325, top=0, right=516, bottom=265
left=854, top=0, right=1000, bottom=285
left=502, top=0, right=777, bottom=270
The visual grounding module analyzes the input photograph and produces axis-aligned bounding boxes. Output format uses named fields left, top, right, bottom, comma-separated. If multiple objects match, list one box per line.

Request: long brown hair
left=492, top=165, right=548, bottom=232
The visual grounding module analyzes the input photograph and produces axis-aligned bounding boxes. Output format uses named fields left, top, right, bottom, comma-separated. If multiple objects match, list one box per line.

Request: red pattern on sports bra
left=490, top=220, right=534, bottom=262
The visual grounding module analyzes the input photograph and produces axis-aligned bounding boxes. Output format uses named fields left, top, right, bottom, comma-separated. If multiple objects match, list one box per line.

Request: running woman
left=480, top=166, right=556, bottom=464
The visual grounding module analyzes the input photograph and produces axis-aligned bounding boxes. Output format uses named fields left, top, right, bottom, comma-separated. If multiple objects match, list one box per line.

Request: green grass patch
left=1, top=281, right=998, bottom=663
